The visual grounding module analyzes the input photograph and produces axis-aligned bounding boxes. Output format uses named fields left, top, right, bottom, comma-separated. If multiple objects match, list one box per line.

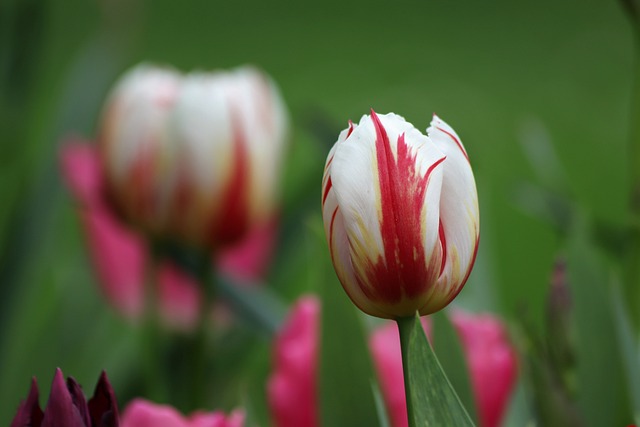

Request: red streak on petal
left=210, top=107, right=250, bottom=245
left=328, top=206, right=339, bottom=262
left=346, top=120, right=355, bottom=138
left=358, top=110, right=445, bottom=304
left=322, top=176, right=333, bottom=207
left=324, top=155, right=334, bottom=172
left=438, top=219, right=447, bottom=277
left=436, top=126, right=469, bottom=162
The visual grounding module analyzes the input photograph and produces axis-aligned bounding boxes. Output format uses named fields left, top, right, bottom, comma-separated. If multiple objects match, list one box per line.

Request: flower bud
left=322, top=110, right=479, bottom=318
left=11, top=369, right=119, bottom=427
left=99, top=64, right=288, bottom=248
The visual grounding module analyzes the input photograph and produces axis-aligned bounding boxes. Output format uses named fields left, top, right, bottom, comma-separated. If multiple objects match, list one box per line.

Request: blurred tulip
left=268, top=298, right=516, bottom=427
left=99, top=64, right=288, bottom=248
left=267, top=296, right=319, bottom=427
left=120, top=399, right=244, bottom=427
left=60, top=139, right=277, bottom=331
left=322, top=110, right=479, bottom=318
left=11, top=368, right=118, bottom=427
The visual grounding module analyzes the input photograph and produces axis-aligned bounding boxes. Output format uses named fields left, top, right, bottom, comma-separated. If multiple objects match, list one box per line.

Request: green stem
left=397, top=316, right=418, bottom=427
left=187, top=252, right=216, bottom=410
left=141, top=241, right=169, bottom=403
left=396, top=313, right=475, bottom=427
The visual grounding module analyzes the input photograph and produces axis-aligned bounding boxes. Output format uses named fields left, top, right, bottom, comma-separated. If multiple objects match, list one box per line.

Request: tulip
left=60, top=64, right=286, bottom=331
left=322, top=110, right=479, bottom=318
left=120, top=399, right=244, bottom=427
left=11, top=368, right=119, bottom=427
left=267, top=298, right=516, bottom=427
left=61, top=139, right=277, bottom=331
left=267, top=296, right=319, bottom=427
left=99, top=64, right=288, bottom=248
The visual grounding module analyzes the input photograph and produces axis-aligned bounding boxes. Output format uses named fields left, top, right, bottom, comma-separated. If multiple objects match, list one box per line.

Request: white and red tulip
left=99, top=64, right=288, bottom=248
left=322, top=110, right=479, bottom=318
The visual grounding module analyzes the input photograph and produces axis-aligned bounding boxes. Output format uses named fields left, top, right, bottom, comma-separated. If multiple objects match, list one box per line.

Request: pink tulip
left=448, top=309, right=518, bottom=427
left=370, top=310, right=517, bottom=427
left=268, top=298, right=516, bottom=427
left=60, top=140, right=277, bottom=331
left=120, top=399, right=244, bottom=427
left=267, top=296, right=320, bottom=427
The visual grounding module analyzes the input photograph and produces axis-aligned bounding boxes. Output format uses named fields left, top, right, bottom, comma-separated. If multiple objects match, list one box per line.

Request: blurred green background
left=0, top=0, right=634, bottom=424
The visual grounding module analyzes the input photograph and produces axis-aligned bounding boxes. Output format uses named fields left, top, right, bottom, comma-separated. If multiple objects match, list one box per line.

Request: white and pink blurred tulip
left=59, top=63, right=288, bottom=331
left=268, top=297, right=517, bottom=427
left=322, top=111, right=479, bottom=318
left=120, top=399, right=244, bottom=427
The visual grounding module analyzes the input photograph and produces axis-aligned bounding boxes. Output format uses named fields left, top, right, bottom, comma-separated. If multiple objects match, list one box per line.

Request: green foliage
left=397, top=314, right=475, bottom=427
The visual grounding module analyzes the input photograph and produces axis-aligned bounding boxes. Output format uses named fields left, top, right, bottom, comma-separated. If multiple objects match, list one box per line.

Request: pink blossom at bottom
left=369, top=311, right=517, bottom=427
left=268, top=297, right=517, bottom=427
left=59, top=140, right=277, bottom=332
left=267, top=296, right=320, bottom=427
left=120, top=399, right=244, bottom=427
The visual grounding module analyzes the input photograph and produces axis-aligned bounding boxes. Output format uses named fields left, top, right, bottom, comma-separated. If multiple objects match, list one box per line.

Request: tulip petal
left=80, top=208, right=146, bottom=320
left=267, top=296, right=319, bottom=427
left=41, top=369, right=86, bottom=427
left=59, top=140, right=105, bottom=207
left=88, top=371, right=119, bottom=427
left=10, top=378, right=43, bottom=427
left=427, top=115, right=480, bottom=306
left=329, top=112, right=446, bottom=317
left=66, top=378, right=91, bottom=426
left=120, top=399, right=187, bottom=427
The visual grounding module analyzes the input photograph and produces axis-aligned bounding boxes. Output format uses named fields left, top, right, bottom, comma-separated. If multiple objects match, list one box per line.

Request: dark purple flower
left=11, top=368, right=119, bottom=427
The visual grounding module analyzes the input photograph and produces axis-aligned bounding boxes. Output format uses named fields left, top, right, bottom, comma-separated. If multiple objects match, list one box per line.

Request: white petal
left=427, top=115, right=479, bottom=297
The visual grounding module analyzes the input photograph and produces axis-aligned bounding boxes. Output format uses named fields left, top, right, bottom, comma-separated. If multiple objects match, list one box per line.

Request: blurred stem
left=141, top=241, right=169, bottom=403
left=187, top=251, right=216, bottom=411
left=626, top=40, right=640, bottom=333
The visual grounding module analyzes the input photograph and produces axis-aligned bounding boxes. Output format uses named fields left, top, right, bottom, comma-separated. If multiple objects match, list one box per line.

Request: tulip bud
left=99, top=64, right=288, bottom=249
left=11, top=369, right=119, bottom=427
left=322, top=110, right=479, bottom=318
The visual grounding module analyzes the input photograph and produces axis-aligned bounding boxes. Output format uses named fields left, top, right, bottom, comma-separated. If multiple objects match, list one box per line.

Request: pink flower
left=268, top=298, right=517, bottom=427
left=267, top=296, right=320, bottom=427
left=120, top=399, right=244, bottom=427
left=370, top=310, right=517, bottom=427
left=448, top=310, right=518, bottom=427
left=60, top=140, right=277, bottom=331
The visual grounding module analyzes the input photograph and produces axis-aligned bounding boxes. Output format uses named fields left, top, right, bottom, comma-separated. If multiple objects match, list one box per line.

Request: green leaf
left=432, top=311, right=479, bottom=424
left=611, top=281, right=640, bottom=422
left=318, top=272, right=381, bottom=427
left=397, top=314, right=475, bottom=427
left=566, top=214, right=635, bottom=426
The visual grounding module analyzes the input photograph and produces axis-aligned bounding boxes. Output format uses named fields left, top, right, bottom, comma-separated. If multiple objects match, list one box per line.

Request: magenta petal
left=157, top=262, right=201, bottom=332
left=267, top=296, right=320, bottom=427
left=10, top=378, right=44, bottom=427
left=87, top=371, right=120, bottom=427
left=41, top=369, right=86, bottom=427
left=66, top=378, right=91, bottom=426
left=59, top=140, right=105, bottom=208
left=120, top=399, right=188, bottom=427
left=80, top=208, right=146, bottom=320
left=217, top=218, right=278, bottom=285
left=450, top=310, right=517, bottom=427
